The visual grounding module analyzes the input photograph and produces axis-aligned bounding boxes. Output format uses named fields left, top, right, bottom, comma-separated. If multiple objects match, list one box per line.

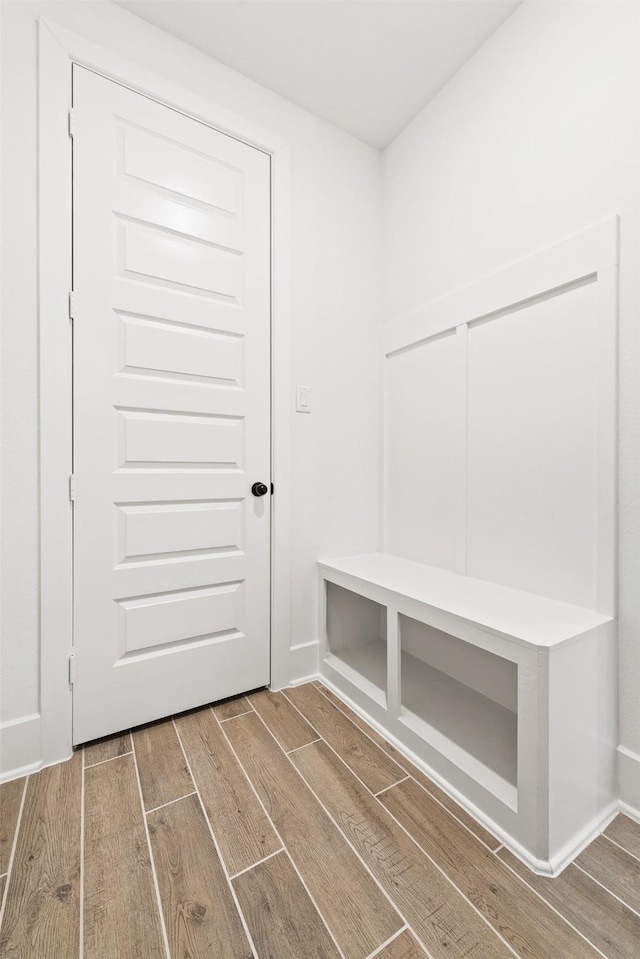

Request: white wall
left=382, top=0, right=640, bottom=808
left=0, top=1, right=383, bottom=736
left=3, top=0, right=639, bottom=812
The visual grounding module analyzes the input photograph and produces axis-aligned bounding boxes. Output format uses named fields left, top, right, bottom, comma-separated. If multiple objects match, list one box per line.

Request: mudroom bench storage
left=318, top=552, right=617, bottom=875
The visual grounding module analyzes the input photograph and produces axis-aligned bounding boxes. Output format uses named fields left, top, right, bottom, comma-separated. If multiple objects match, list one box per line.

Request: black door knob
left=251, top=482, right=269, bottom=497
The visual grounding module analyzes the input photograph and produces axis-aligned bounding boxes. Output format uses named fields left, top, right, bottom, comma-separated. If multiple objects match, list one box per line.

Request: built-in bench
left=318, top=552, right=617, bottom=875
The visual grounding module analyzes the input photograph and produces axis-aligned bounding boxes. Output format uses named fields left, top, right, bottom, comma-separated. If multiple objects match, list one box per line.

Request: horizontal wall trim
left=383, top=217, right=618, bottom=356
left=0, top=714, right=42, bottom=783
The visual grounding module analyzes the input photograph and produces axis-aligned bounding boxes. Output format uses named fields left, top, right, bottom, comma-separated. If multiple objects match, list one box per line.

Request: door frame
left=38, top=17, right=292, bottom=767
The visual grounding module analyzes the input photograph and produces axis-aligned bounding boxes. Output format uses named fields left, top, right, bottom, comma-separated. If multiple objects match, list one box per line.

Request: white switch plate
left=296, top=386, right=311, bottom=413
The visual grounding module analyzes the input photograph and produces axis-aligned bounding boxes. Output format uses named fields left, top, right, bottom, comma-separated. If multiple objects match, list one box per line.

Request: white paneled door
left=72, top=67, right=271, bottom=744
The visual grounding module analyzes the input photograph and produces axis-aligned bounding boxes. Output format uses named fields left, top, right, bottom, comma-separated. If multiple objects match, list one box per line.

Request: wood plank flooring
left=498, top=848, right=640, bottom=959
left=378, top=777, right=601, bottom=958
left=148, top=793, right=251, bottom=959
left=233, top=850, right=341, bottom=959
left=604, top=813, right=640, bottom=861
left=315, top=685, right=501, bottom=848
left=249, top=689, right=318, bottom=753
left=575, top=835, right=640, bottom=914
left=0, top=780, right=25, bottom=876
left=174, top=707, right=281, bottom=877
left=83, top=730, right=132, bottom=767
left=284, top=685, right=407, bottom=793
left=133, top=720, right=194, bottom=812
left=84, top=754, right=165, bottom=959
left=376, top=930, right=428, bottom=959
left=224, top=710, right=402, bottom=959
left=0, top=681, right=638, bottom=959
left=290, top=739, right=513, bottom=959
left=0, top=753, right=82, bottom=959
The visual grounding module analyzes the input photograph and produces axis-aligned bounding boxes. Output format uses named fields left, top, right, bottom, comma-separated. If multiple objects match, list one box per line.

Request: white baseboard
left=0, top=714, right=42, bottom=783
left=618, top=744, right=640, bottom=818
left=619, top=801, right=640, bottom=825
left=288, top=640, right=319, bottom=686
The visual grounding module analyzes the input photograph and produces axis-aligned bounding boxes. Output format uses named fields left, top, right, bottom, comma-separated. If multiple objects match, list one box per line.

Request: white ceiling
left=115, top=1, right=521, bottom=149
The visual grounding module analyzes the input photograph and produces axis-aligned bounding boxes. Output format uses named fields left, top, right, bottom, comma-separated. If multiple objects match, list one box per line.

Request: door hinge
left=68, top=292, right=76, bottom=321
left=68, top=654, right=75, bottom=686
left=68, top=110, right=75, bottom=138
left=69, top=474, right=76, bottom=502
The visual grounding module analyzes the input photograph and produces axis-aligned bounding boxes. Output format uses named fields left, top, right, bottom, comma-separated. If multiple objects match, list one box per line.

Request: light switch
left=296, top=386, right=311, bottom=413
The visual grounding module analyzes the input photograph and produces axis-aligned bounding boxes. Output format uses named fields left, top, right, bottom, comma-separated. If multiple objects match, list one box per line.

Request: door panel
left=72, top=67, right=271, bottom=744
left=120, top=219, right=242, bottom=298
left=116, top=500, right=243, bottom=562
left=120, top=122, right=241, bottom=212
left=119, top=316, right=243, bottom=386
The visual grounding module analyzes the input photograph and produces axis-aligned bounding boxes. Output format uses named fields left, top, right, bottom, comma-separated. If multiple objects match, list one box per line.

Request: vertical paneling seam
left=455, top=322, right=469, bottom=575
left=594, top=251, right=619, bottom=615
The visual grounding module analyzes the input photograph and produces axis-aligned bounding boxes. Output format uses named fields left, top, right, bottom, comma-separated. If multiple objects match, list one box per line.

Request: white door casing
left=72, top=66, right=272, bottom=744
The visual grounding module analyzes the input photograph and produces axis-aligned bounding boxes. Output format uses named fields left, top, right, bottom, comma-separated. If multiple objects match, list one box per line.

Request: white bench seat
left=318, top=552, right=617, bottom=876
left=319, top=552, right=612, bottom=648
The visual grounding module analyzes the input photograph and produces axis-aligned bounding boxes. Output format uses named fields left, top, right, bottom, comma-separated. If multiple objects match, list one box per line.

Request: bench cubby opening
left=399, top=614, right=518, bottom=808
left=325, top=582, right=387, bottom=706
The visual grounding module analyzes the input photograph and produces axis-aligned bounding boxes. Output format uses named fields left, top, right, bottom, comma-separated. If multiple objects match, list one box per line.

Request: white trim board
left=0, top=715, right=42, bottom=783
left=38, top=18, right=292, bottom=770
left=618, top=745, right=640, bottom=818
left=382, top=219, right=618, bottom=356
left=289, top=640, right=320, bottom=685
left=381, top=217, right=619, bottom=616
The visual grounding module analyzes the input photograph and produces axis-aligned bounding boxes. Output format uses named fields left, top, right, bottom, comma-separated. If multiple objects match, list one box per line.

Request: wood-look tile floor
left=1, top=681, right=639, bottom=958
